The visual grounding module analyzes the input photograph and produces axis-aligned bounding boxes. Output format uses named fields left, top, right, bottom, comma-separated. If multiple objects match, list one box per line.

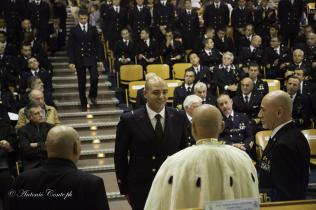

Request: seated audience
left=9, top=125, right=110, bottom=210
left=183, top=94, right=202, bottom=146
left=173, top=69, right=196, bottom=109
left=213, top=51, right=245, bottom=96
left=233, top=77, right=263, bottom=119
left=145, top=105, right=259, bottom=210
left=198, top=38, right=222, bottom=69
left=194, top=82, right=216, bottom=105
left=217, top=94, right=254, bottom=156
left=18, top=103, right=54, bottom=171
left=247, top=62, right=269, bottom=96
left=0, top=105, right=17, bottom=210
left=263, top=36, right=290, bottom=79
left=20, top=57, right=52, bottom=94
left=114, top=28, right=135, bottom=72
left=257, top=90, right=310, bottom=201
left=136, top=28, right=160, bottom=69
left=293, top=68, right=315, bottom=96
left=161, top=29, right=185, bottom=67
left=19, top=76, right=55, bottom=108
left=16, top=89, right=60, bottom=129
left=285, top=76, right=311, bottom=129
left=238, top=35, right=264, bottom=70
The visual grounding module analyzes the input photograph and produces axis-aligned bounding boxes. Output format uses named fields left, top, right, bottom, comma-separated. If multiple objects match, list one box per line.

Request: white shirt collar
left=186, top=113, right=192, bottom=123
left=250, top=45, right=255, bottom=52
left=226, top=110, right=234, bottom=119
left=79, top=23, right=87, bottom=30
left=243, top=92, right=252, bottom=99
left=146, top=104, right=165, bottom=122
left=270, top=120, right=292, bottom=139
left=184, top=84, right=193, bottom=89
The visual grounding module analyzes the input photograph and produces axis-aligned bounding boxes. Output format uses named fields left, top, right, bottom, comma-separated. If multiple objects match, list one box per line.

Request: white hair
left=194, top=82, right=207, bottom=93
left=183, top=94, right=203, bottom=110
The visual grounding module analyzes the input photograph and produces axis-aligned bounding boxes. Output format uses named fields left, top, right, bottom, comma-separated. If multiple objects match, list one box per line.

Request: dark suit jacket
left=238, top=46, right=264, bottom=66
left=178, top=10, right=199, bottom=49
left=213, top=35, right=235, bottom=54
left=185, top=116, right=195, bottom=146
left=292, top=93, right=311, bottom=129
left=153, top=3, right=175, bottom=28
left=27, top=1, right=51, bottom=41
left=129, top=6, right=151, bottom=40
left=135, top=88, right=146, bottom=109
left=233, top=92, right=262, bottom=118
left=199, top=49, right=222, bottom=68
left=203, top=3, right=229, bottom=29
left=253, top=79, right=269, bottom=97
left=213, top=64, right=245, bottom=93
left=103, top=6, right=128, bottom=46
left=114, top=106, right=187, bottom=207
left=258, top=122, right=310, bottom=201
left=231, top=7, right=253, bottom=29
left=67, top=25, right=103, bottom=67
left=278, top=0, right=304, bottom=35
left=136, top=38, right=160, bottom=65
left=18, top=122, right=54, bottom=171
left=173, top=84, right=194, bottom=108
left=8, top=158, right=109, bottom=210
left=219, top=111, right=254, bottom=151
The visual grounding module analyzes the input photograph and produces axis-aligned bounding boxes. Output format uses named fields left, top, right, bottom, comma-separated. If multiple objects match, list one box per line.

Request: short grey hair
left=183, top=95, right=203, bottom=110
left=194, top=82, right=207, bottom=93
left=222, top=51, right=234, bottom=60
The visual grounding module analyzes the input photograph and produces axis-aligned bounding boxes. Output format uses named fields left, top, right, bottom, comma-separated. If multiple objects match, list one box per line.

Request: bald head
left=46, top=126, right=81, bottom=164
left=192, top=104, right=224, bottom=140
left=258, top=90, right=292, bottom=130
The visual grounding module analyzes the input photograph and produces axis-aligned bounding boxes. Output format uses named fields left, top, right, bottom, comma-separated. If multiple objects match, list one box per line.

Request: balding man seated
left=145, top=105, right=259, bottom=210
left=257, top=90, right=310, bottom=201
left=16, top=89, right=60, bottom=130
left=9, top=125, right=110, bottom=210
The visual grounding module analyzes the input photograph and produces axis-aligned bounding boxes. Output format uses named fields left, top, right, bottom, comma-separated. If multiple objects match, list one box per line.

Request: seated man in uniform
left=173, top=69, right=196, bottom=110
left=17, top=103, right=54, bottom=171
left=183, top=94, right=202, bottom=146
left=145, top=104, right=259, bottom=210
left=217, top=94, right=255, bottom=157
left=285, top=76, right=311, bottom=129
left=233, top=77, right=263, bottom=119
left=194, top=82, right=216, bottom=105
left=247, top=62, right=269, bottom=96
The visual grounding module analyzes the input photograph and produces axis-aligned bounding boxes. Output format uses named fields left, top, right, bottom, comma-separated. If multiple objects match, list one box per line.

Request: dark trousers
left=128, top=182, right=152, bottom=210
left=76, top=65, right=99, bottom=106
left=0, top=170, right=13, bottom=210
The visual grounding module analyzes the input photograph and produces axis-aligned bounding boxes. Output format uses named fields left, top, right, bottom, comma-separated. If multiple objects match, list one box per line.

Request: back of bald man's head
left=192, top=104, right=223, bottom=139
left=264, top=90, right=292, bottom=118
left=46, top=125, right=80, bottom=162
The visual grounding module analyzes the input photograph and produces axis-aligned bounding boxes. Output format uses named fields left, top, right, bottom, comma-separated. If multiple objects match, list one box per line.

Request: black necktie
left=245, top=95, right=249, bottom=103
left=83, top=25, right=86, bottom=33
left=229, top=115, right=233, bottom=122
left=155, top=114, right=164, bottom=142
left=187, top=86, right=191, bottom=93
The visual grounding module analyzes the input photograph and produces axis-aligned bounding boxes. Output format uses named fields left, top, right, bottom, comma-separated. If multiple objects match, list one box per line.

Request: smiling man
left=114, top=75, right=188, bottom=210
left=257, top=90, right=310, bottom=201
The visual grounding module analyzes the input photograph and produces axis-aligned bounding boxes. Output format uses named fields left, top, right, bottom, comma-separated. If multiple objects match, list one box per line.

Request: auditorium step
left=53, top=74, right=108, bottom=83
